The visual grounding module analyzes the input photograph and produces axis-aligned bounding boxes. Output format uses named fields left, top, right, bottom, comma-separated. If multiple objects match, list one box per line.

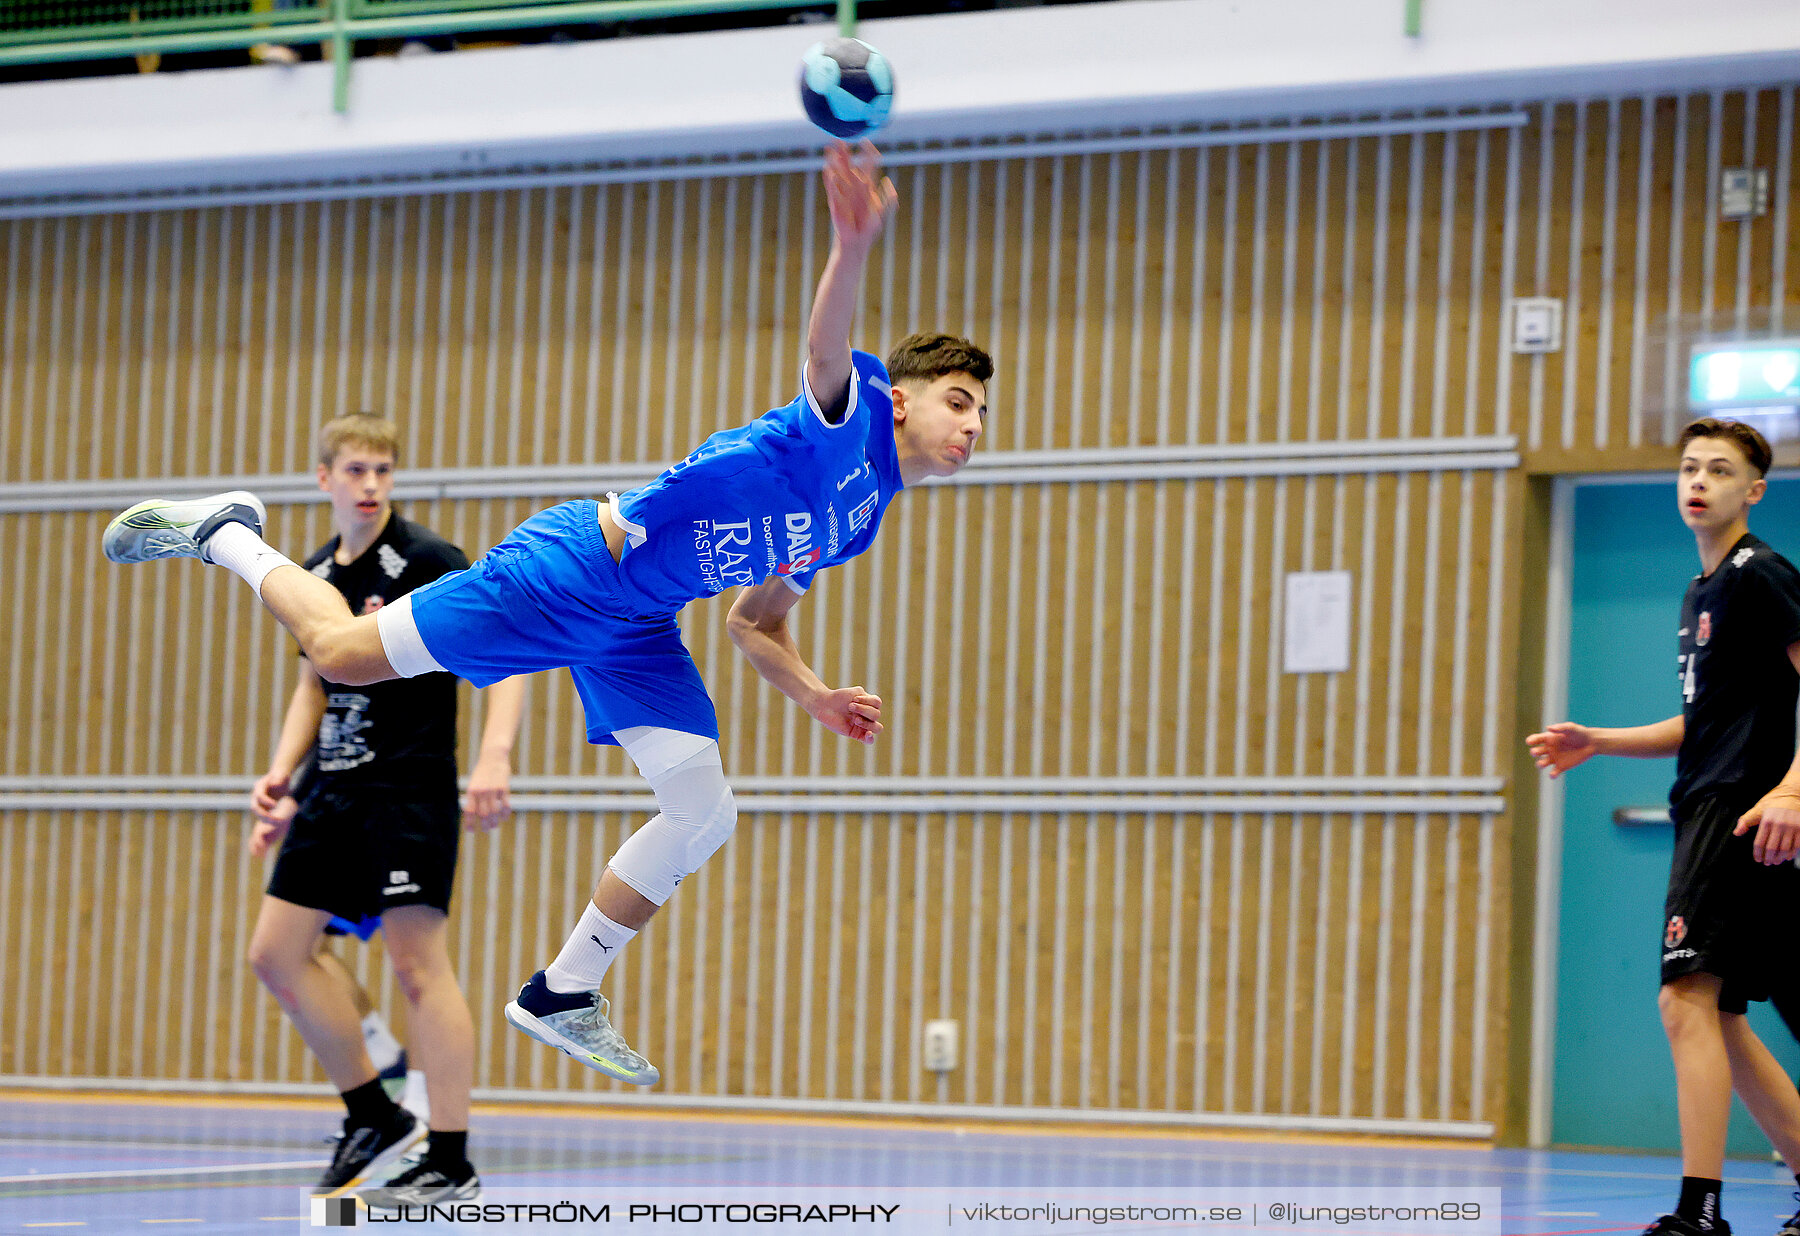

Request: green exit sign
left=1690, top=340, right=1800, bottom=409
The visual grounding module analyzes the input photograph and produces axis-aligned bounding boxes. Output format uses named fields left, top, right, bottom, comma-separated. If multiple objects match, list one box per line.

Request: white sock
left=361, top=1011, right=403, bottom=1074
left=401, top=1069, right=430, bottom=1122
left=204, top=521, right=297, bottom=599
left=545, top=903, right=637, bottom=994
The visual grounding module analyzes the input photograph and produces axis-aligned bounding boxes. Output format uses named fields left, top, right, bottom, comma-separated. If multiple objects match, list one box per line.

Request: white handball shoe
left=504, top=971, right=660, bottom=1086
left=102, top=490, right=266, bottom=565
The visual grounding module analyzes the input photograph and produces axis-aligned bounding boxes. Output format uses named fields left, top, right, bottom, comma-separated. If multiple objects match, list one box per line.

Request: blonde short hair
left=317, top=412, right=401, bottom=469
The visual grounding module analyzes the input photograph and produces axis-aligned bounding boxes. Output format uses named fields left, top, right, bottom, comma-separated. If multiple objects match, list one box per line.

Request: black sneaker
left=322, top=1056, right=422, bottom=1148
left=315, top=1107, right=424, bottom=1195
left=360, top=1158, right=481, bottom=1210
left=1641, top=1216, right=1729, bottom=1236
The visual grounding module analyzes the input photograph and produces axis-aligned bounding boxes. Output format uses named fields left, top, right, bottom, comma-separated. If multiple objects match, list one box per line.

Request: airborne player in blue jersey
left=103, top=141, right=993, bottom=1127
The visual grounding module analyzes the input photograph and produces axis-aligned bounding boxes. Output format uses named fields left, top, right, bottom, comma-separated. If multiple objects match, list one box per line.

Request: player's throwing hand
left=823, top=140, right=897, bottom=255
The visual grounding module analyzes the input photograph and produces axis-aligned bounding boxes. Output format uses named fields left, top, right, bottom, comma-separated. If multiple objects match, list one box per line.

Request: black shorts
left=266, top=785, right=461, bottom=922
left=1661, top=791, right=1800, bottom=1012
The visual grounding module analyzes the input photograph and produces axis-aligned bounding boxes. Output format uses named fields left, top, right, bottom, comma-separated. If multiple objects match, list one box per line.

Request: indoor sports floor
left=3, top=1092, right=1797, bottom=1234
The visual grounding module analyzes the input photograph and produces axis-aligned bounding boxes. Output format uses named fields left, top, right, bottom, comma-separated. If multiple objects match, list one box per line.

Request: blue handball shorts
left=398, top=500, right=720, bottom=747
left=325, top=914, right=382, bottom=941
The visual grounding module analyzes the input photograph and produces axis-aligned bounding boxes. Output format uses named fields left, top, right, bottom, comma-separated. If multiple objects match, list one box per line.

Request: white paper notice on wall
left=1284, top=570, right=1352, bottom=674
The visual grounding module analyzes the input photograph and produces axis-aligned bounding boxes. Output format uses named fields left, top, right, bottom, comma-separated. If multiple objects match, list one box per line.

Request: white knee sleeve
left=608, top=731, right=737, bottom=905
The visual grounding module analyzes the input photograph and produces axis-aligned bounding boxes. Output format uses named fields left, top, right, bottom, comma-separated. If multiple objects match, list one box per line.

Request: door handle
left=1613, top=806, right=1672, bottom=826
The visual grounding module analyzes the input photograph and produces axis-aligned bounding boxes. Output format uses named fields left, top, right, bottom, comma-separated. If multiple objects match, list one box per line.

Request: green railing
left=0, top=0, right=858, bottom=113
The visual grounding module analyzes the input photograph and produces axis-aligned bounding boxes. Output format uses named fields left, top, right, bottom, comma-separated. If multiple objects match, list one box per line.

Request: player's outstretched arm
left=464, top=674, right=528, bottom=832
left=807, top=140, right=897, bottom=418
left=726, top=578, right=883, bottom=745
left=1525, top=714, right=1684, bottom=777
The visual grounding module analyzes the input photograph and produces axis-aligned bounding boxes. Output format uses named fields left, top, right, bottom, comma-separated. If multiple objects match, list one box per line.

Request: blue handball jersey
left=611, top=351, right=903, bottom=613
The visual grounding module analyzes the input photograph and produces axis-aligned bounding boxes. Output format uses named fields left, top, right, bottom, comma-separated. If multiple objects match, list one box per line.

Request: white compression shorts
left=375, top=594, right=448, bottom=679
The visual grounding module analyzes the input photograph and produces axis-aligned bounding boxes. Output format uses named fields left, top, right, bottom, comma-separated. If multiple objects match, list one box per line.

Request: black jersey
left=300, top=510, right=470, bottom=789
left=1670, top=532, right=1800, bottom=816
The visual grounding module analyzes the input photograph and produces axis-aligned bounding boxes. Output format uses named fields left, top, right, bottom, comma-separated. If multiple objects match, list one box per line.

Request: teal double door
left=1555, top=476, right=1800, bottom=1151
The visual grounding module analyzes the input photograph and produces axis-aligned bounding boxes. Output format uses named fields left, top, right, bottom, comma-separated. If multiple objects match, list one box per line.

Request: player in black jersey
left=244, top=414, right=527, bottom=1206
left=1530, top=418, right=1800, bottom=1236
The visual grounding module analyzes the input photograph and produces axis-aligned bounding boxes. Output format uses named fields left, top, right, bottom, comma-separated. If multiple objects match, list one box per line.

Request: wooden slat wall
left=2, top=85, right=1792, bottom=1131
left=0, top=471, right=1511, bottom=1129
left=4, top=130, right=1542, bottom=486
left=1513, top=91, right=1798, bottom=455
left=0, top=804, right=1495, bottom=1127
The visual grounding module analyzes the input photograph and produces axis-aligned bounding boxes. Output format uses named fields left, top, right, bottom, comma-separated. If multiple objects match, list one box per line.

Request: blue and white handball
left=798, top=38, right=894, bottom=140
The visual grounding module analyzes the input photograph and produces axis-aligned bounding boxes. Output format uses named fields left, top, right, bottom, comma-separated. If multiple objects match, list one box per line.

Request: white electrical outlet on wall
left=922, top=1019, right=959, bottom=1072
left=1510, top=297, right=1564, bottom=353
